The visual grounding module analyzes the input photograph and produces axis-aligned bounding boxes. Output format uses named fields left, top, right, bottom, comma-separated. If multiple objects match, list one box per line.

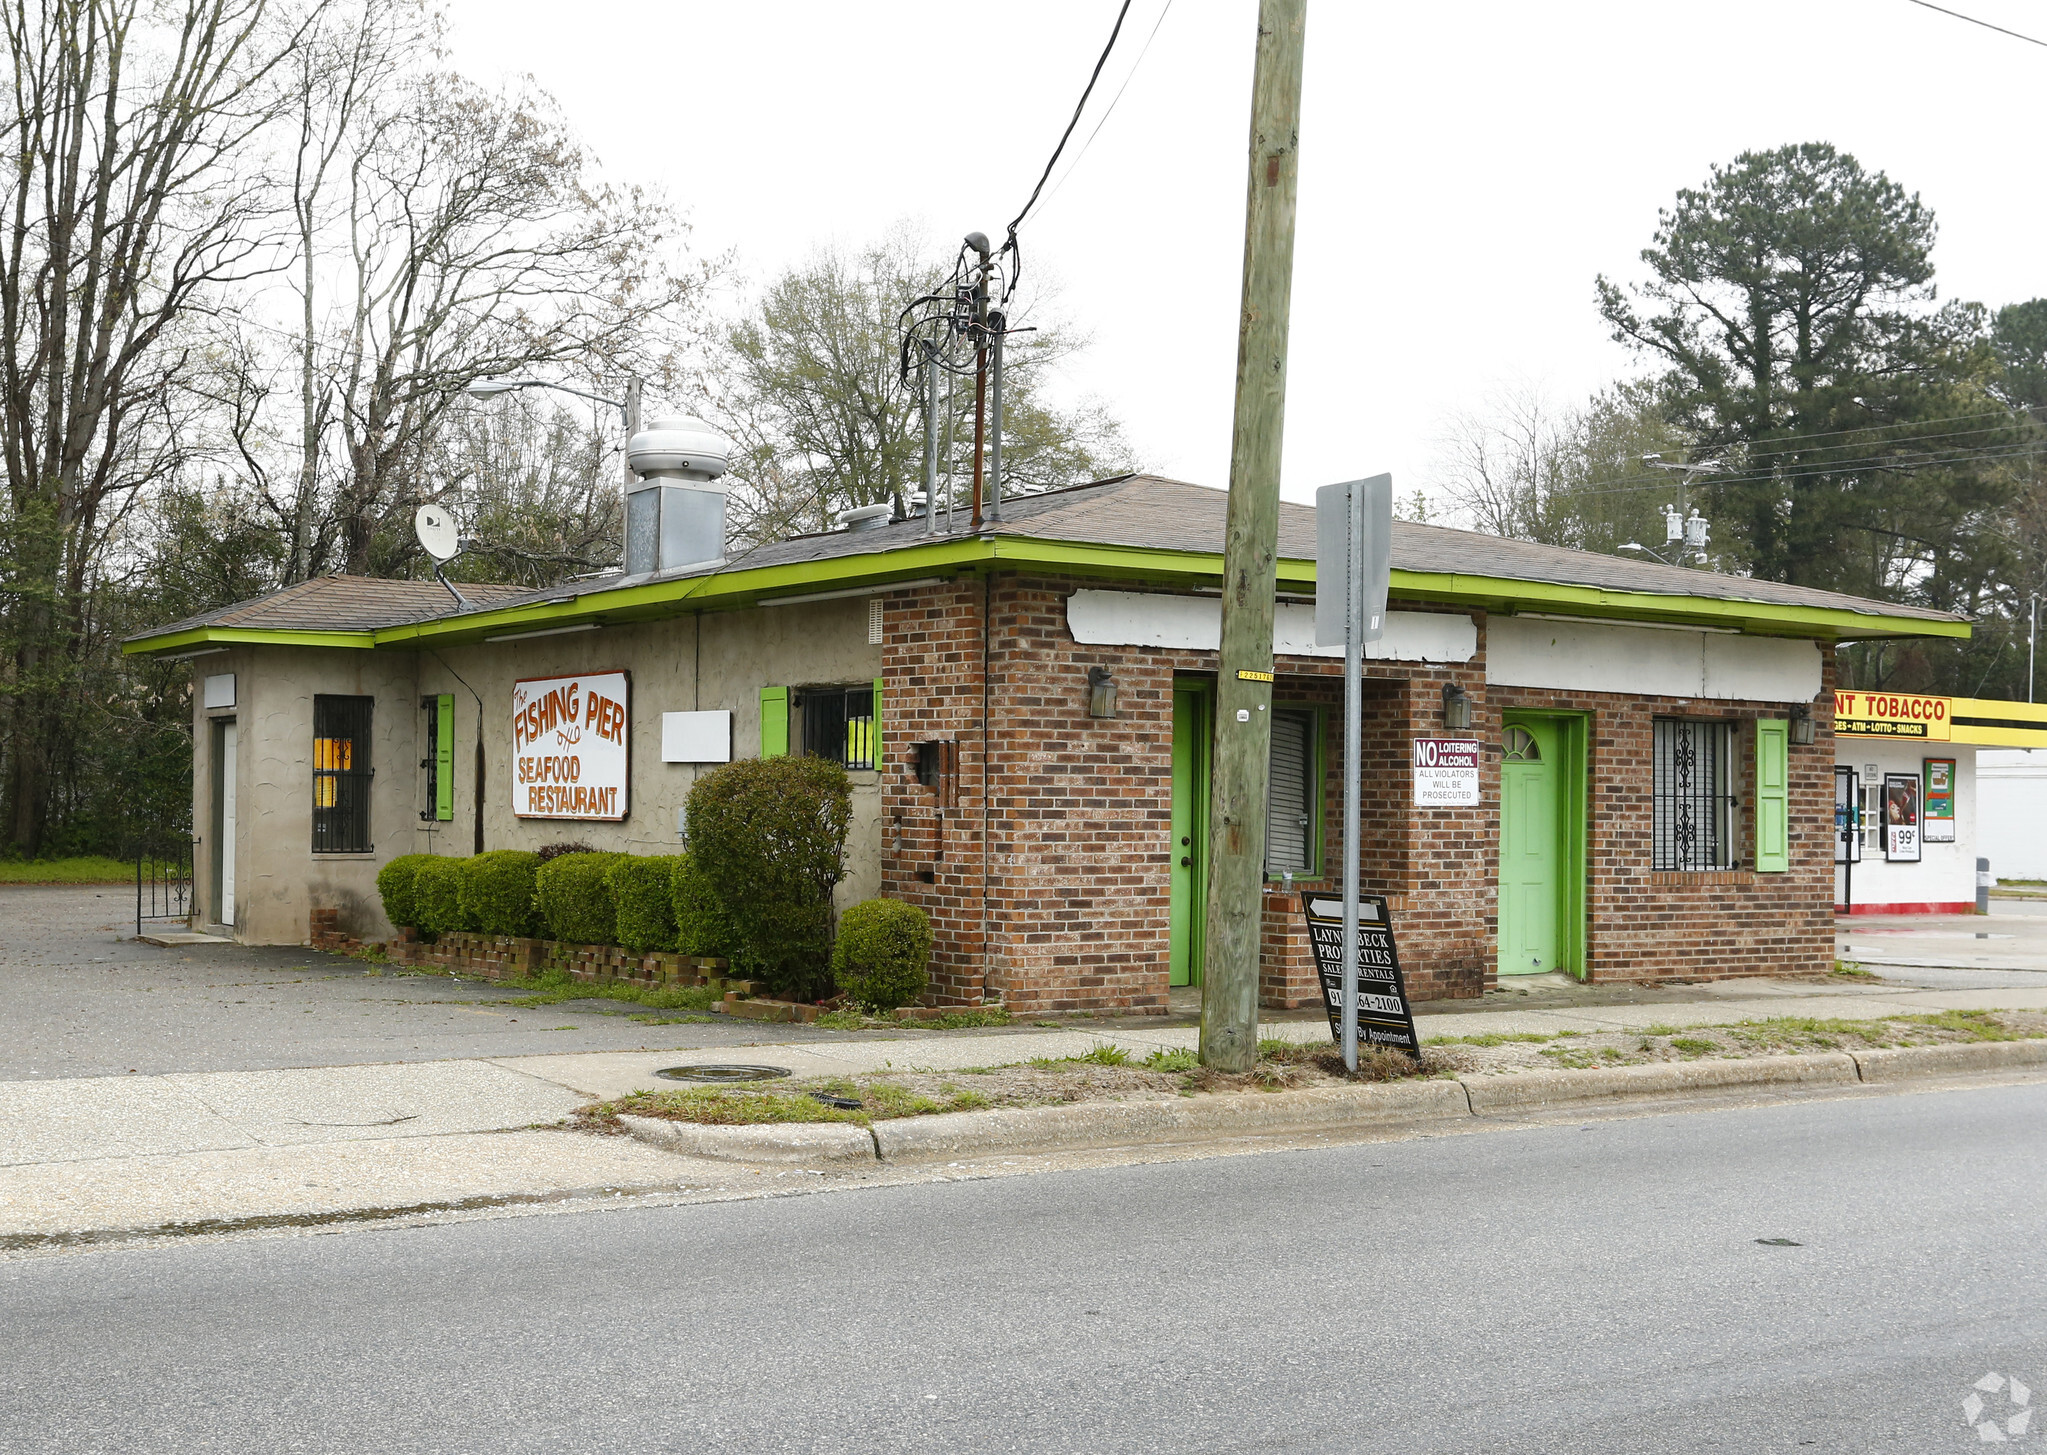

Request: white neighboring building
left=1834, top=691, right=2047, bottom=912
left=1978, top=749, right=2047, bottom=883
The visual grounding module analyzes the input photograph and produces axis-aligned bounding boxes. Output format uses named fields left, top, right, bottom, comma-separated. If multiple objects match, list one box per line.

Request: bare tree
left=704, top=225, right=1132, bottom=548
left=0, top=0, right=317, bottom=854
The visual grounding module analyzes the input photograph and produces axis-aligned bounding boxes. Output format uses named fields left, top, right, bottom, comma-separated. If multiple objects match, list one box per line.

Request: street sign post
left=1299, top=891, right=1420, bottom=1058
left=1315, top=474, right=1392, bottom=1072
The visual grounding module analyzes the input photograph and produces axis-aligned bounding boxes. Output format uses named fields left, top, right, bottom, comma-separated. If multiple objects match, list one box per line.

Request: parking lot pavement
left=0, top=886, right=858, bottom=1081
left=1836, top=898, right=2047, bottom=979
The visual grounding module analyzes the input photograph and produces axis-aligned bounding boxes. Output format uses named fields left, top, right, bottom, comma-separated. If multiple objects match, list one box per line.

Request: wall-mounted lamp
left=1789, top=702, right=1816, bottom=745
left=1087, top=666, right=1118, bottom=719
left=1442, top=682, right=1472, bottom=731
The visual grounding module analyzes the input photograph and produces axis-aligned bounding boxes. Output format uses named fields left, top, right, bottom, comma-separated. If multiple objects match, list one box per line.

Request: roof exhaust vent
left=624, top=416, right=731, bottom=576
left=839, top=503, right=892, bottom=533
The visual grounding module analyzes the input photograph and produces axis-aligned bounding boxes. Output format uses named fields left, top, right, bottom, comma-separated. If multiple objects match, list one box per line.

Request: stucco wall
left=194, top=644, right=420, bottom=945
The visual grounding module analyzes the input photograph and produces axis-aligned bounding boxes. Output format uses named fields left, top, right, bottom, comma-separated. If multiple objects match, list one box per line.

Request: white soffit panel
left=1065, top=590, right=1475, bottom=664
left=202, top=672, right=236, bottom=709
left=661, top=710, right=731, bottom=763
left=1487, top=617, right=1821, bottom=700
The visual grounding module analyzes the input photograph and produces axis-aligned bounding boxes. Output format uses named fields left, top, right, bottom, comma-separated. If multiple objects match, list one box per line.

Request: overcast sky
left=440, top=0, right=2047, bottom=521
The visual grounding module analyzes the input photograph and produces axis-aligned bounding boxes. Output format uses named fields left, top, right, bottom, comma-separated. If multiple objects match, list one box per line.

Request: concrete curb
left=617, top=1041, right=2047, bottom=1166
left=1459, top=1054, right=1861, bottom=1112
left=616, top=1114, right=876, bottom=1164
left=1849, top=1039, right=2047, bottom=1083
left=871, top=1080, right=1471, bottom=1162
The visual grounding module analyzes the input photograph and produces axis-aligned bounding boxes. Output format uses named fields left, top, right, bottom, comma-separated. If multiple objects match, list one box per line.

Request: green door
left=1169, top=682, right=1210, bottom=987
left=1499, top=716, right=1560, bottom=975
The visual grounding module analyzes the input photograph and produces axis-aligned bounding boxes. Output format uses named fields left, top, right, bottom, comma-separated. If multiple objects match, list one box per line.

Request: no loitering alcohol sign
left=1298, top=892, right=1420, bottom=1058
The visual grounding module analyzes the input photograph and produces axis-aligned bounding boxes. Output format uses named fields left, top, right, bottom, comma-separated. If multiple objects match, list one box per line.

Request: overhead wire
left=1027, top=0, right=1178, bottom=224
left=1904, top=0, right=2047, bottom=48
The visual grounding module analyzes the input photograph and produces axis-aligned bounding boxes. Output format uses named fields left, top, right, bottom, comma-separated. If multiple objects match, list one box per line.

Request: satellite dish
left=414, top=504, right=461, bottom=562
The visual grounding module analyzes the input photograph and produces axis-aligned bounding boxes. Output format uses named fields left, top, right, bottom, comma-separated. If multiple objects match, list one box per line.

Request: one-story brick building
left=125, top=472, right=1968, bottom=1013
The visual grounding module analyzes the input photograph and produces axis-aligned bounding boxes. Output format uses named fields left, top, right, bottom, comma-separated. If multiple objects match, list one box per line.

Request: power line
left=1905, top=0, right=2047, bottom=48
left=1031, top=0, right=1178, bottom=220
left=1000, top=0, right=1136, bottom=294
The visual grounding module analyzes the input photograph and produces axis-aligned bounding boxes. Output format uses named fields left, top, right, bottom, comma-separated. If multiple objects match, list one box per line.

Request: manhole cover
left=654, top=1064, right=792, bottom=1083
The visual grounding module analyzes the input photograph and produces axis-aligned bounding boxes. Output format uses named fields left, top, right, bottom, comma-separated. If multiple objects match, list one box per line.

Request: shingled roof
left=133, top=573, right=531, bottom=640
left=450, top=472, right=1964, bottom=627
left=129, top=474, right=1967, bottom=650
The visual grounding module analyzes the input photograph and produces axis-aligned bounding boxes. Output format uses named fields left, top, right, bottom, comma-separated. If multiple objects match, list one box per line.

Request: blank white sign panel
left=661, top=710, right=731, bottom=763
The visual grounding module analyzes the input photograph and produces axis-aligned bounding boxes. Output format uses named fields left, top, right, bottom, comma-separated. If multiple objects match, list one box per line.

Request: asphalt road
left=3, top=1080, right=2043, bottom=1452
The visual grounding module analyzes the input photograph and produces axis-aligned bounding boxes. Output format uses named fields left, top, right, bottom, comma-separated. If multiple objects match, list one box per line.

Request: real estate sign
left=1299, top=892, right=1420, bottom=1058
left=511, top=670, right=630, bottom=821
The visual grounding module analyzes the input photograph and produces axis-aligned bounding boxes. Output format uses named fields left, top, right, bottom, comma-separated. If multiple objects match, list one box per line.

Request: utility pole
left=1200, top=0, right=1308, bottom=1072
left=2031, top=593, right=2038, bottom=704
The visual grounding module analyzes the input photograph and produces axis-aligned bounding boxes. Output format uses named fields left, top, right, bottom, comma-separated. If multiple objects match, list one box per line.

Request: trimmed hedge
left=686, top=756, right=851, bottom=1001
left=535, top=851, right=628, bottom=945
left=375, top=854, right=435, bottom=931
left=459, top=851, right=543, bottom=937
left=608, top=855, right=677, bottom=954
left=411, top=856, right=472, bottom=936
left=832, top=898, right=931, bottom=1011
left=669, top=852, right=727, bottom=957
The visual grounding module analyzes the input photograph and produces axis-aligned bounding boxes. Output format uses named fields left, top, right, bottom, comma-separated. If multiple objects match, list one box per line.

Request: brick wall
left=878, top=575, right=1833, bottom=1012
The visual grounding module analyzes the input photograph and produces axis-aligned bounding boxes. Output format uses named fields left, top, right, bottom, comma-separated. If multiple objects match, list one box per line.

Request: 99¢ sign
left=512, top=671, right=630, bottom=820
left=1412, top=737, right=1480, bottom=806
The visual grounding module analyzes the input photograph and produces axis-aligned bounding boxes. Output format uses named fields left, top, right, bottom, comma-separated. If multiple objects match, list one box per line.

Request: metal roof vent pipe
left=839, top=503, right=892, bottom=533
left=624, top=415, right=731, bottom=576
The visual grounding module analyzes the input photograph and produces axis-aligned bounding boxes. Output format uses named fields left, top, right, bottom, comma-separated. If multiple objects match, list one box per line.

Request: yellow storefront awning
left=1834, top=691, right=2047, bottom=748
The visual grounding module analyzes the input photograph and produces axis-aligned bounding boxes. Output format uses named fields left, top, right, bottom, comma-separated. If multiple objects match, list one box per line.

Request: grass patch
left=1424, top=1031, right=1557, bottom=1048
left=1667, top=1037, right=1718, bottom=1056
left=487, top=969, right=722, bottom=1014
left=1830, top=960, right=1877, bottom=979
left=629, top=1014, right=715, bottom=1026
left=811, top=1006, right=1015, bottom=1032
left=0, top=855, right=146, bottom=884
left=1033, top=1043, right=1131, bottom=1069
left=1142, top=1047, right=1198, bottom=1072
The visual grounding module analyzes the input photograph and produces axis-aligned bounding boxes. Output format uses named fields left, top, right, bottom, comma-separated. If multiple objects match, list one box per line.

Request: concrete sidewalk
left=13, top=970, right=2047, bottom=1248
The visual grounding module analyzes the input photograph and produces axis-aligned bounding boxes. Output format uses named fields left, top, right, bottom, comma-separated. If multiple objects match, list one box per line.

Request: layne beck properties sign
left=512, top=671, right=630, bottom=820
left=1834, top=690, right=1952, bottom=741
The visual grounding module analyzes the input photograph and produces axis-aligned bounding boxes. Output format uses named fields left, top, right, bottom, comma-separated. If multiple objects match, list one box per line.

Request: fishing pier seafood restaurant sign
left=513, top=671, right=630, bottom=820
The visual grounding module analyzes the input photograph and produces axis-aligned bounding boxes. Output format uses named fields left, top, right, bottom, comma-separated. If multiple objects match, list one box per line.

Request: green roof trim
left=120, top=625, right=377, bottom=656
left=121, top=532, right=1968, bottom=656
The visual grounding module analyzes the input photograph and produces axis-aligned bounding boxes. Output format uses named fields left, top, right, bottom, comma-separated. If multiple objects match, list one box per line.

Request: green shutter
left=760, top=685, right=788, bottom=758
left=1755, top=718, right=1788, bottom=872
left=434, top=694, right=455, bottom=821
left=872, top=676, right=883, bottom=762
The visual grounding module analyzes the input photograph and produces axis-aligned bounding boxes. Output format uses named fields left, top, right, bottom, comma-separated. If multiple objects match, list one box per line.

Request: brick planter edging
left=315, top=920, right=738, bottom=995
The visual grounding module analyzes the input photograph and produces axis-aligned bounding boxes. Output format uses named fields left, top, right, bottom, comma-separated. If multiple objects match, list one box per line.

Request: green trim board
left=433, top=694, right=455, bottom=821
left=1754, top=718, right=1788, bottom=873
left=124, top=532, right=1967, bottom=657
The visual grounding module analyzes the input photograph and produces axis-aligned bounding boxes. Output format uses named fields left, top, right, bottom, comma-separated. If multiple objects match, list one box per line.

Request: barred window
left=1265, top=709, right=1317, bottom=875
left=313, top=695, right=374, bottom=853
left=1653, top=718, right=1735, bottom=870
left=795, top=685, right=876, bottom=770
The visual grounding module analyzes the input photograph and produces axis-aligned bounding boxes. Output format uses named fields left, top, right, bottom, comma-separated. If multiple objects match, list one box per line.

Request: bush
left=831, top=899, right=931, bottom=1011
left=686, top=756, right=851, bottom=1000
left=459, top=850, right=543, bottom=937
left=375, top=853, right=435, bottom=929
left=608, top=855, right=678, bottom=953
left=535, top=851, right=627, bottom=945
left=669, top=852, right=728, bottom=957
left=412, top=856, right=473, bottom=935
